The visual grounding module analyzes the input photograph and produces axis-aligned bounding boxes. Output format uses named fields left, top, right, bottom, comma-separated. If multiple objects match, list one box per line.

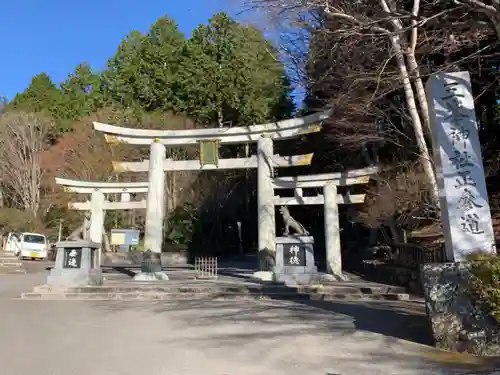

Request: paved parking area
left=0, top=271, right=499, bottom=375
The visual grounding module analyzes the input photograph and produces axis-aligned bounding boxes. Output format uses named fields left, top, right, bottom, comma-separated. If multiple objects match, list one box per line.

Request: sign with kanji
left=283, top=243, right=306, bottom=266
left=63, top=248, right=82, bottom=269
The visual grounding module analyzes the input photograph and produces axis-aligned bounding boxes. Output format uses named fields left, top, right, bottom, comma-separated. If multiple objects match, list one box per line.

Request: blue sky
left=0, top=0, right=243, bottom=100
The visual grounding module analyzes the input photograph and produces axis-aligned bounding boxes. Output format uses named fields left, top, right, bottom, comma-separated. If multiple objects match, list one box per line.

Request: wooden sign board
left=199, top=140, right=219, bottom=166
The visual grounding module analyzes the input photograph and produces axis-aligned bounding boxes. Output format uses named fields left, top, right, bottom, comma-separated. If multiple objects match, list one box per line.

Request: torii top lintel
left=93, top=110, right=331, bottom=146
left=55, top=177, right=149, bottom=194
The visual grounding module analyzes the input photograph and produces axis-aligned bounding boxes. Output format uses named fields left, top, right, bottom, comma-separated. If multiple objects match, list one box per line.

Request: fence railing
left=194, top=257, right=218, bottom=279
left=388, top=242, right=447, bottom=267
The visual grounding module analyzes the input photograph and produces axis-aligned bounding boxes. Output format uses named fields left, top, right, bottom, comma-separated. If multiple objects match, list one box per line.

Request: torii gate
left=272, top=167, right=377, bottom=276
left=56, top=178, right=148, bottom=264
left=93, top=111, right=330, bottom=264
left=93, top=110, right=377, bottom=277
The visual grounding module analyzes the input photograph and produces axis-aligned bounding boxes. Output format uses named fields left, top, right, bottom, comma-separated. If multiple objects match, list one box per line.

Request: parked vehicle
left=5, top=232, right=48, bottom=260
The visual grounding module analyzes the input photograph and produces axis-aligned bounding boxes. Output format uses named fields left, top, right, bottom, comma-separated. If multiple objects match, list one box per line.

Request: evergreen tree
left=178, top=12, right=294, bottom=126
left=8, top=73, right=63, bottom=116
left=59, top=62, right=107, bottom=121
left=104, top=17, right=185, bottom=111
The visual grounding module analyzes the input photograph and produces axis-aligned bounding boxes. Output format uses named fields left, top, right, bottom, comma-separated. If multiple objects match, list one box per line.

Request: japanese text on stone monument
left=427, top=71, right=495, bottom=261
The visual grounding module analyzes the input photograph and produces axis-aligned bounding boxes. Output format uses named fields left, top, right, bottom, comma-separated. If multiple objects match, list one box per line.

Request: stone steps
left=20, top=291, right=410, bottom=301
left=0, top=252, right=26, bottom=274
left=0, top=262, right=23, bottom=267
left=0, top=268, right=27, bottom=275
left=21, top=283, right=410, bottom=301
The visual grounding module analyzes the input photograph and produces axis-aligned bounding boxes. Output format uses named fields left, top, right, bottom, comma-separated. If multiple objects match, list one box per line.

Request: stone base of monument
left=251, top=271, right=274, bottom=282
left=47, top=240, right=103, bottom=286
left=132, top=250, right=169, bottom=282
left=133, top=272, right=169, bottom=281
left=272, top=236, right=320, bottom=285
left=421, top=262, right=500, bottom=356
left=320, top=273, right=349, bottom=282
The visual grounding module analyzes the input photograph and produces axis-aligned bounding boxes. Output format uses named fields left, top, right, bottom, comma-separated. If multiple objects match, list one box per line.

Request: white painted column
left=145, top=140, right=166, bottom=253
left=324, top=182, right=342, bottom=276
left=89, top=191, right=105, bottom=266
left=257, top=136, right=275, bottom=257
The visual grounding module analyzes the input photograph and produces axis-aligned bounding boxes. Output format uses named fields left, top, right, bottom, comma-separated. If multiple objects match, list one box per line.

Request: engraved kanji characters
left=442, top=79, right=484, bottom=235
left=449, top=126, right=470, bottom=148
left=460, top=213, right=484, bottom=235
left=456, top=188, right=482, bottom=211
left=66, top=249, right=78, bottom=268
left=449, top=150, right=473, bottom=170
left=288, top=245, right=300, bottom=265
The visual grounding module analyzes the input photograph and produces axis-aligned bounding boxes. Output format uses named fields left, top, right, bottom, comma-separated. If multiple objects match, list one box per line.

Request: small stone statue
left=279, top=206, right=309, bottom=236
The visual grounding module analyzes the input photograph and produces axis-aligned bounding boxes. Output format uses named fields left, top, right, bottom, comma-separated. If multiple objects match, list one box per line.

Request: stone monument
left=273, top=206, right=318, bottom=284
left=47, top=240, right=103, bottom=286
left=427, top=71, right=495, bottom=261
left=421, top=71, right=498, bottom=354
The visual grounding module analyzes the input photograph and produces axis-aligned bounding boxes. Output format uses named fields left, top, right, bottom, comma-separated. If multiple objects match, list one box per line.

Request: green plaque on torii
left=199, top=140, right=219, bottom=167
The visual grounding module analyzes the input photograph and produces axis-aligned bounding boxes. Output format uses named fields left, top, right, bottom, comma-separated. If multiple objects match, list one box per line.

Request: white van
left=7, top=232, right=48, bottom=260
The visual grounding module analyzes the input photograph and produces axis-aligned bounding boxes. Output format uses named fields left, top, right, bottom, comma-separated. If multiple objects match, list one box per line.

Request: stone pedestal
left=273, top=236, right=318, bottom=285
left=47, top=240, right=103, bottom=286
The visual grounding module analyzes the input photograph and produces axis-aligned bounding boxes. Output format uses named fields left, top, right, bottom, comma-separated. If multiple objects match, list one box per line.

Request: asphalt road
left=20, top=258, right=54, bottom=274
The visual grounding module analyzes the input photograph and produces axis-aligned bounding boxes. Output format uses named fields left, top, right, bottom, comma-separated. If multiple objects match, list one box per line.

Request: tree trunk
left=406, top=52, right=432, bottom=138
left=389, top=33, right=439, bottom=205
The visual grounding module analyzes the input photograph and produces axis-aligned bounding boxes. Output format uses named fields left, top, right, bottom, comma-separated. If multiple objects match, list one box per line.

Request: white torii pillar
left=89, top=191, right=105, bottom=266
left=135, top=140, right=169, bottom=281
left=257, top=136, right=276, bottom=269
left=323, top=182, right=343, bottom=278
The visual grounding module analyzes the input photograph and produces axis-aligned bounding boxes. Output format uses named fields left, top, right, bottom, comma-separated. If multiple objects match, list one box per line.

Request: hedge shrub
left=467, top=251, right=500, bottom=321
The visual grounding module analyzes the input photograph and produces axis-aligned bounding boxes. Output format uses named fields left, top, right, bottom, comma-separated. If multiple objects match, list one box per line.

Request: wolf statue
left=279, top=206, right=309, bottom=236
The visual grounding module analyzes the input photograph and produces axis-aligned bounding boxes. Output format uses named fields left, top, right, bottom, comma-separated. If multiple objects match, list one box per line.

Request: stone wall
left=102, top=251, right=188, bottom=266
left=421, top=262, right=500, bottom=355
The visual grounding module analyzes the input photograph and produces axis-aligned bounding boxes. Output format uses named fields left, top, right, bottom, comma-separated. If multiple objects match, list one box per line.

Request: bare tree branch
left=0, top=112, right=51, bottom=217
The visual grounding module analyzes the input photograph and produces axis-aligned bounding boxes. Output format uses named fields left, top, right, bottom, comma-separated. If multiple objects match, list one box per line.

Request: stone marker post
left=257, top=136, right=276, bottom=270
left=427, top=71, right=495, bottom=261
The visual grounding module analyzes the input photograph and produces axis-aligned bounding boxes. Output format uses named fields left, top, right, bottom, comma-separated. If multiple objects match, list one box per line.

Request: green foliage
left=104, top=211, right=129, bottom=231
left=59, top=63, right=107, bottom=121
left=8, top=73, right=64, bottom=123
left=467, top=252, right=500, bottom=321
left=178, top=12, right=294, bottom=125
left=103, top=17, right=185, bottom=112
left=166, top=203, right=198, bottom=245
